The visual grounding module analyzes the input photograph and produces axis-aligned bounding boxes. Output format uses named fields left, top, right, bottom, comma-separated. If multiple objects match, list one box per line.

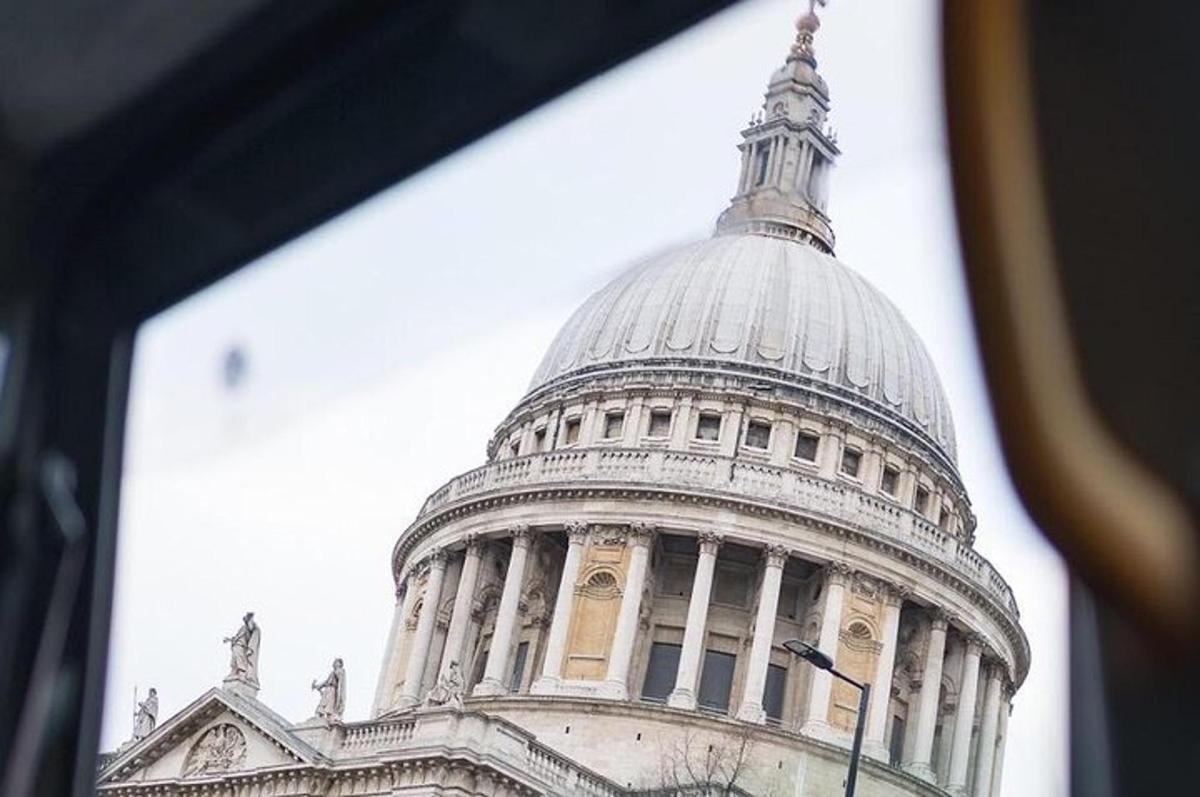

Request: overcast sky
left=102, top=2, right=1068, bottom=793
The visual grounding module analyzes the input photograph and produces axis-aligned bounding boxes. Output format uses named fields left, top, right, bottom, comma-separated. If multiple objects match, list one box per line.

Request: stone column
left=947, top=635, right=984, bottom=793
left=989, top=695, right=1012, bottom=797
left=473, top=526, right=532, bottom=697
left=623, top=396, right=644, bottom=446
left=668, top=532, right=723, bottom=709
left=602, top=523, right=654, bottom=699
left=737, top=545, right=788, bottom=722
left=801, top=563, right=850, bottom=736
left=439, top=535, right=483, bottom=680
left=531, top=522, right=590, bottom=694
left=397, top=550, right=447, bottom=708
left=372, top=573, right=418, bottom=716
left=904, top=610, right=949, bottom=780
left=864, top=584, right=906, bottom=759
left=973, top=665, right=1005, bottom=796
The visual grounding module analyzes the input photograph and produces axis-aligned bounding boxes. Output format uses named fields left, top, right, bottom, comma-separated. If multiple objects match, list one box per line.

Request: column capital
left=427, top=547, right=448, bottom=570
left=509, top=524, right=532, bottom=549
left=627, top=522, right=656, bottom=548
left=964, top=632, right=986, bottom=656
left=763, top=544, right=789, bottom=569
left=880, top=582, right=910, bottom=608
left=565, top=521, right=590, bottom=544
left=697, top=531, right=724, bottom=556
left=826, top=560, right=853, bottom=586
left=928, top=607, right=950, bottom=632
left=463, top=533, right=484, bottom=555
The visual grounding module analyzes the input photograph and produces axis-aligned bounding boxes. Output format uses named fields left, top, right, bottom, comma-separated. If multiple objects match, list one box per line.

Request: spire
left=715, top=0, right=840, bottom=253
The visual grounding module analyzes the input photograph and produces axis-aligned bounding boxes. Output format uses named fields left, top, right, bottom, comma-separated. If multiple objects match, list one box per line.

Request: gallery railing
left=417, top=448, right=1019, bottom=619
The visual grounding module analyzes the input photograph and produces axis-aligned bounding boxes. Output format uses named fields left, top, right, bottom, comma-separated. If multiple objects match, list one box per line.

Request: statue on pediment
left=312, top=658, right=346, bottom=721
left=223, top=612, right=261, bottom=689
left=131, top=688, right=158, bottom=741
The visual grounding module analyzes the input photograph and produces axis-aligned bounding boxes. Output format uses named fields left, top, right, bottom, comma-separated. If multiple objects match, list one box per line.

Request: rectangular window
left=509, top=640, right=530, bottom=693
left=563, top=417, right=581, bottom=445
left=880, top=464, right=900, bottom=496
left=534, top=427, right=547, bottom=451
left=939, top=506, right=953, bottom=531
left=914, top=485, right=930, bottom=516
left=510, top=438, right=520, bottom=457
left=647, top=409, right=672, bottom=438
left=603, top=411, right=625, bottom=440
left=794, top=431, right=820, bottom=462
left=641, top=642, right=682, bottom=702
left=764, top=663, right=787, bottom=723
left=744, top=420, right=771, bottom=450
left=889, top=716, right=906, bottom=766
left=698, top=649, right=737, bottom=712
left=695, top=412, right=722, bottom=442
left=840, top=447, right=862, bottom=478
left=754, top=142, right=771, bottom=186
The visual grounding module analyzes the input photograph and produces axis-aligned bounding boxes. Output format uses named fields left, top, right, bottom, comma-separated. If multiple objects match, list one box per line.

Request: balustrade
left=414, top=448, right=1018, bottom=618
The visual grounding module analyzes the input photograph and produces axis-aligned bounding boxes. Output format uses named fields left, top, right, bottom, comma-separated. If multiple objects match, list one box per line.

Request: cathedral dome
left=528, top=232, right=958, bottom=463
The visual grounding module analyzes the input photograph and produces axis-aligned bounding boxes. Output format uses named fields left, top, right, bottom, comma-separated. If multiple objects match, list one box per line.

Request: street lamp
left=784, top=639, right=870, bottom=797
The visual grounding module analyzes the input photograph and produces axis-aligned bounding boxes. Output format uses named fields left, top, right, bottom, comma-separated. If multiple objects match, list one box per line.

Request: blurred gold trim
left=943, top=1, right=1198, bottom=642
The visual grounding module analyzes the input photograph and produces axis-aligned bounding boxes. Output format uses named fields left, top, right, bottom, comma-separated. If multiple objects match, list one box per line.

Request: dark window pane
left=534, top=428, right=547, bottom=450
left=648, top=410, right=672, bottom=438
left=745, top=420, right=771, bottom=449
left=889, top=716, right=906, bottom=766
left=696, top=412, right=722, bottom=441
left=914, top=485, right=930, bottom=515
left=764, top=663, right=787, bottom=722
left=564, top=418, right=581, bottom=444
left=794, top=432, right=820, bottom=461
left=840, top=447, right=861, bottom=477
left=603, top=412, right=624, bottom=439
left=641, top=642, right=682, bottom=702
left=880, top=465, right=899, bottom=495
left=698, top=649, right=736, bottom=712
left=509, top=641, right=529, bottom=693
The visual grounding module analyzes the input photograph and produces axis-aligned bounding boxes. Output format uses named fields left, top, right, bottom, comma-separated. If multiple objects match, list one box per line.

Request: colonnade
left=378, top=523, right=1014, bottom=796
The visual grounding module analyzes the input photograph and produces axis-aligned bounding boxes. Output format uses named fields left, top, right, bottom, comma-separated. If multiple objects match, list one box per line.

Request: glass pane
left=697, top=649, right=736, bottom=712
left=509, top=641, right=529, bottom=693
left=640, top=642, right=681, bottom=702
left=794, top=432, right=819, bottom=461
left=647, top=410, right=671, bottom=438
left=763, top=663, right=787, bottom=723
left=745, top=420, right=771, bottom=449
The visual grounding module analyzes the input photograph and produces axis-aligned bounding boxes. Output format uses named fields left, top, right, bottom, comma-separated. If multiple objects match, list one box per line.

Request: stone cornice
left=393, top=481, right=1029, bottom=686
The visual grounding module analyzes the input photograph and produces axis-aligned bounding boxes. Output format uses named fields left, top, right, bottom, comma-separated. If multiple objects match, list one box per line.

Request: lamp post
left=784, top=639, right=871, bottom=797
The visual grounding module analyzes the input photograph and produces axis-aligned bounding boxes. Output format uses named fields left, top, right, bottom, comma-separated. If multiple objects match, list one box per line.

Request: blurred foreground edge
left=943, top=1, right=1200, bottom=795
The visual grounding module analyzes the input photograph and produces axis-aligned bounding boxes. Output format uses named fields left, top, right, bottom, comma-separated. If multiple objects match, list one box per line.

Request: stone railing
left=337, top=708, right=623, bottom=795
left=416, top=448, right=1018, bottom=618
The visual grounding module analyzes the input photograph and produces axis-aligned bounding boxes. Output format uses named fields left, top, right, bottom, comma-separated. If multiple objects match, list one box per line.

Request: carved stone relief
left=182, top=724, right=247, bottom=778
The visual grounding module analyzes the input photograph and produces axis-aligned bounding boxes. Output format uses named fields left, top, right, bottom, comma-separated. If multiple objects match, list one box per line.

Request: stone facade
left=100, top=7, right=1025, bottom=797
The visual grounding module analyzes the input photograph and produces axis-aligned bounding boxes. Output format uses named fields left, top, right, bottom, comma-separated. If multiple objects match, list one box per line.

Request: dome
left=529, top=233, right=958, bottom=462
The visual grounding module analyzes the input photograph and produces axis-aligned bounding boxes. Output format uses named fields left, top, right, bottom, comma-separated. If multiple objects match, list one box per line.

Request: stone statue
left=311, top=658, right=346, bottom=721
left=424, top=660, right=465, bottom=710
left=223, top=612, right=261, bottom=689
left=132, top=688, right=158, bottom=741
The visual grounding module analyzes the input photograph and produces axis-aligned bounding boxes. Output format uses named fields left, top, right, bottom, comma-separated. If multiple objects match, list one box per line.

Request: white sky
left=101, top=2, right=1068, bottom=794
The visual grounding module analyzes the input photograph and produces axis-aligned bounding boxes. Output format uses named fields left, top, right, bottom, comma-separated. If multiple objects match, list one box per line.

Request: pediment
left=99, top=688, right=321, bottom=786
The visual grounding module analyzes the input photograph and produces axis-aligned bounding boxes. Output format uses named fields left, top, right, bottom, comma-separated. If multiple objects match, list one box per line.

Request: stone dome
left=529, top=232, right=958, bottom=462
